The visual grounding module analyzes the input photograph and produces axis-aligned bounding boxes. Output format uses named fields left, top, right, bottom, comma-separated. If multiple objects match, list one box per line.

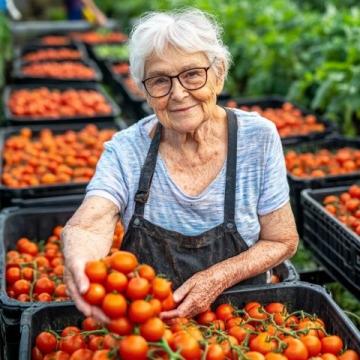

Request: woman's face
left=143, top=47, right=224, bottom=134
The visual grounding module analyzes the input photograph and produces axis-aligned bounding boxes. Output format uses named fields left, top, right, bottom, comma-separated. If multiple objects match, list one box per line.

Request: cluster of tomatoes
left=21, top=61, right=96, bottom=80
left=6, top=223, right=124, bottom=303
left=112, top=62, right=145, bottom=99
left=31, top=278, right=359, bottom=360
left=285, top=147, right=360, bottom=178
left=70, top=31, right=127, bottom=44
left=23, top=48, right=82, bottom=63
left=40, top=36, right=70, bottom=46
left=8, top=88, right=112, bottom=118
left=226, top=101, right=325, bottom=138
left=2, top=124, right=116, bottom=188
left=323, top=184, right=360, bottom=236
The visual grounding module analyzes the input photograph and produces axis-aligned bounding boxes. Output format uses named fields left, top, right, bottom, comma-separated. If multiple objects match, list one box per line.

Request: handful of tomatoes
left=31, top=250, right=360, bottom=359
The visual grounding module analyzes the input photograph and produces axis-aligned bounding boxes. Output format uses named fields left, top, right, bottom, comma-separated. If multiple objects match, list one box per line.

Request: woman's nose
left=169, top=77, right=188, bottom=100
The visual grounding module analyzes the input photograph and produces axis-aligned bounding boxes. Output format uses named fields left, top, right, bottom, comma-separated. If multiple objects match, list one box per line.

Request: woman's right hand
left=61, top=196, right=120, bottom=322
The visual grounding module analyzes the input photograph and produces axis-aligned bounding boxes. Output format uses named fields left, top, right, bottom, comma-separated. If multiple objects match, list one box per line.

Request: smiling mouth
left=170, top=104, right=198, bottom=112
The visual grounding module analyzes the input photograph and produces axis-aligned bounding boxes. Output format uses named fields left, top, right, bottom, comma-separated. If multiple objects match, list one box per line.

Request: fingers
left=71, top=258, right=89, bottom=294
left=159, top=309, right=180, bottom=320
left=65, top=268, right=110, bottom=323
left=172, top=278, right=194, bottom=303
left=65, top=269, right=92, bottom=317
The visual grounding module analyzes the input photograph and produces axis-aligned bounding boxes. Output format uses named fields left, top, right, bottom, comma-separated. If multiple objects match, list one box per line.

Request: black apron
left=121, top=109, right=267, bottom=289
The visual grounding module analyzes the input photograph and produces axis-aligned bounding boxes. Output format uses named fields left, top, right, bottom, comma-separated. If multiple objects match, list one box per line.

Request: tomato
left=226, top=316, right=243, bottom=329
left=264, top=302, right=285, bottom=314
left=68, top=348, right=93, bottom=360
left=92, top=349, right=111, bottom=360
left=206, top=343, right=225, bottom=360
left=126, top=277, right=150, bottom=300
left=61, top=327, right=80, bottom=337
left=140, top=317, right=165, bottom=341
left=245, top=302, right=268, bottom=320
left=118, top=335, right=148, bottom=360
left=103, top=334, right=120, bottom=349
left=101, top=292, right=127, bottom=318
left=83, top=283, right=106, bottom=305
left=54, top=284, right=67, bottom=298
left=108, top=317, right=133, bottom=336
left=211, top=319, right=225, bottom=330
left=31, top=347, right=43, bottom=360
left=35, top=331, right=58, bottom=354
left=105, top=271, right=127, bottom=293
left=137, top=264, right=156, bottom=281
left=59, top=334, right=86, bottom=354
left=149, top=298, right=162, bottom=316
left=43, top=351, right=70, bottom=360
left=228, top=325, right=248, bottom=343
left=197, top=310, right=217, bottom=325
left=110, top=251, right=138, bottom=274
left=37, top=293, right=52, bottom=302
left=245, top=352, right=265, bottom=360
left=215, top=303, right=235, bottom=321
left=6, top=267, right=21, bottom=284
left=283, top=338, right=308, bottom=360
left=152, top=277, right=172, bottom=300
left=265, top=353, right=288, bottom=360
left=300, top=334, right=321, bottom=357
left=88, top=336, right=104, bottom=351
left=171, top=331, right=202, bottom=360
left=34, top=277, right=55, bottom=295
left=128, top=300, right=154, bottom=323
left=321, top=354, right=338, bottom=360
left=338, top=350, right=360, bottom=360
left=250, top=332, right=277, bottom=354
left=85, top=260, right=107, bottom=283
left=162, top=293, right=176, bottom=311
left=321, top=335, right=343, bottom=355
left=13, top=279, right=31, bottom=296
left=81, top=317, right=102, bottom=331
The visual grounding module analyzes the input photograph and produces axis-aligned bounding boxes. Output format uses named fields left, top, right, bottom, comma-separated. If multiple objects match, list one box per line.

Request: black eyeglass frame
left=142, top=60, right=215, bottom=98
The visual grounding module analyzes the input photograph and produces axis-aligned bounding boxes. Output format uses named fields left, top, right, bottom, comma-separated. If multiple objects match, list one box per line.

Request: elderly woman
left=63, top=8, right=298, bottom=321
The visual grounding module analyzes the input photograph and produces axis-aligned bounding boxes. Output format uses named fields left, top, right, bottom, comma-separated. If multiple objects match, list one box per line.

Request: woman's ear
left=215, top=60, right=226, bottom=95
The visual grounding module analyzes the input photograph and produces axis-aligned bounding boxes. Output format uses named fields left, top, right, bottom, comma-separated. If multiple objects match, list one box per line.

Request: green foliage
left=0, top=13, right=11, bottom=90
left=104, top=0, right=360, bottom=135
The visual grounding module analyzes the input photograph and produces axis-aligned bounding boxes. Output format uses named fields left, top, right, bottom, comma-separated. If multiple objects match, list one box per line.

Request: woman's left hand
left=160, top=267, right=228, bottom=319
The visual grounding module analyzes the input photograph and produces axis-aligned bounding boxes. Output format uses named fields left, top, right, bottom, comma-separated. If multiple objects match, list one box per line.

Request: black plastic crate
left=222, top=96, right=337, bottom=145
left=0, top=196, right=83, bottom=360
left=2, top=82, right=120, bottom=125
left=285, top=136, right=360, bottom=236
left=0, top=122, right=121, bottom=204
left=11, top=58, right=103, bottom=83
left=302, top=186, right=360, bottom=298
left=14, top=42, right=89, bottom=63
left=19, top=282, right=360, bottom=359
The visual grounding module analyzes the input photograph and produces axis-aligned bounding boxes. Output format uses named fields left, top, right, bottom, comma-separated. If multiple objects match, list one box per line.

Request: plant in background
left=0, top=12, right=11, bottom=90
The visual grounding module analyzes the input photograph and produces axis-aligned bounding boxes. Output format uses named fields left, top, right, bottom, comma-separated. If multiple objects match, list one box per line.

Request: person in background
left=64, top=0, right=107, bottom=26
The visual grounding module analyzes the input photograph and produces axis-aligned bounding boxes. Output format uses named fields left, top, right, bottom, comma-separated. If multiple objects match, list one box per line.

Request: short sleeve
left=257, top=124, right=289, bottom=216
left=86, top=140, right=129, bottom=214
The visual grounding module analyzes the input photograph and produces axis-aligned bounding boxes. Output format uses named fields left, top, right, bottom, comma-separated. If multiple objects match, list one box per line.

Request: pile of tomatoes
left=285, top=147, right=360, bottom=178
left=40, top=36, right=71, bottom=46
left=6, top=223, right=124, bottom=303
left=8, top=88, right=112, bottom=118
left=23, top=48, right=82, bottom=62
left=1, top=124, right=116, bottom=188
left=111, top=62, right=145, bottom=99
left=70, top=31, right=127, bottom=44
left=31, top=253, right=360, bottom=360
left=323, top=184, right=360, bottom=236
left=21, top=61, right=96, bottom=80
left=226, top=101, right=325, bottom=138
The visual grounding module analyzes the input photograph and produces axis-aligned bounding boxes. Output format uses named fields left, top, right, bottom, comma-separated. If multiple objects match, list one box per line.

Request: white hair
left=129, top=8, right=232, bottom=89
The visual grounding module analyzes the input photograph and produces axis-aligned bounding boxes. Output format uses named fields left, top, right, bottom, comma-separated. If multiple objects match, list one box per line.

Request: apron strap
left=224, top=108, right=238, bottom=225
left=134, top=122, right=162, bottom=216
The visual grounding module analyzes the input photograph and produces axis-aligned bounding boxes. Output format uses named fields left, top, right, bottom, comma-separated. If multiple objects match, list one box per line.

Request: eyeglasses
left=142, top=60, right=215, bottom=98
